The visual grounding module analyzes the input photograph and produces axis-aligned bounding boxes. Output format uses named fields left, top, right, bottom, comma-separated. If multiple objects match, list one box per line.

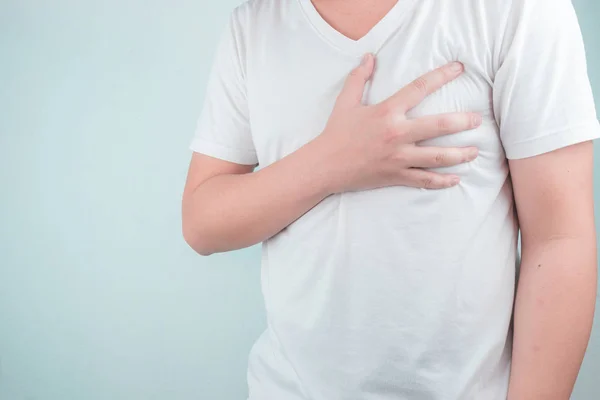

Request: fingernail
left=450, top=62, right=464, bottom=73
left=469, top=148, right=479, bottom=160
left=451, top=176, right=461, bottom=185
left=361, top=53, right=372, bottom=66
left=472, top=113, right=482, bottom=126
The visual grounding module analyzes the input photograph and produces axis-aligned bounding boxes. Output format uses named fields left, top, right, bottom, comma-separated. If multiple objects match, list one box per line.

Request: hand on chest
left=248, top=50, right=496, bottom=163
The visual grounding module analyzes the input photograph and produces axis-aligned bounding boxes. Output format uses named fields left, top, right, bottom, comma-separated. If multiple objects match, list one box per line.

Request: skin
left=184, top=1, right=597, bottom=398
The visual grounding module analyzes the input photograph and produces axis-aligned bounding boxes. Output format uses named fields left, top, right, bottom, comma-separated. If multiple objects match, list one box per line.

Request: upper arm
left=492, top=0, right=600, bottom=242
left=188, top=6, right=257, bottom=168
left=183, top=153, right=255, bottom=203
left=184, top=7, right=258, bottom=197
left=509, top=142, right=596, bottom=245
left=183, top=8, right=258, bottom=221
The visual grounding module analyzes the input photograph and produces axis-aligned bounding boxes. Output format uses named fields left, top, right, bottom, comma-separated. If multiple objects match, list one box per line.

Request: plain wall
left=1, top=1, right=599, bottom=399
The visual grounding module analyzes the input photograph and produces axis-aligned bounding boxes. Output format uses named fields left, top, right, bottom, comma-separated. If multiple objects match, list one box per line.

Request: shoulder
left=460, top=0, right=581, bottom=68
left=482, top=0, right=578, bottom=29
left=228, top=0, right=299, bottom=51
left=456, top=0, right=575, bottom=30
left=231, top=0, right=290, bottom=26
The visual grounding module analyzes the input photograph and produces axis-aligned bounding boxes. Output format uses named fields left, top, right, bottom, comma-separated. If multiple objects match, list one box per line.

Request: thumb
left=335, top=53, right=375, bottom=109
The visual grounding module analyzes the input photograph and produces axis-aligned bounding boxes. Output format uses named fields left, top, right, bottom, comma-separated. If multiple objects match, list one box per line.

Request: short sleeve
left=493, top=0, right=600, bottom=160
left=190, top=10, right=258, bottom=165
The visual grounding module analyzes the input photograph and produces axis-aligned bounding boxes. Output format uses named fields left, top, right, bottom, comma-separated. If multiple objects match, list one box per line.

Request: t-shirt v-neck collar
left=297, top=0, right=419, bottom=57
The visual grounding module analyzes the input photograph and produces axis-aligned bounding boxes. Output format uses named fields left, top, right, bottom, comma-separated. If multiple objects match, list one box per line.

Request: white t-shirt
left=191, top=0, right=600, bottom=399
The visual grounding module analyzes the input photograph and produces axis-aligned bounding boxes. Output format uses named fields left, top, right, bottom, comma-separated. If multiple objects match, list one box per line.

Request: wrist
left=305, top=133, right=346, bottom=196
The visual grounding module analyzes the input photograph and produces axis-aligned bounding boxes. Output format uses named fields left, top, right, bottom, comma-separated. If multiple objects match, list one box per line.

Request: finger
left=335, top=53, right=376, bottom=109
left=400, top=169, right=461, bottom=190
left=403, top=112, right=482, bottom=143
left=379, top=62, right=464, bottom=113
left=407, top=146, right=479, bottom=168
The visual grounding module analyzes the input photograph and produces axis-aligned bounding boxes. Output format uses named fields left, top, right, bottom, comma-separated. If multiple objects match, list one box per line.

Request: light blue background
left=0, top=1, right=599, bottom=399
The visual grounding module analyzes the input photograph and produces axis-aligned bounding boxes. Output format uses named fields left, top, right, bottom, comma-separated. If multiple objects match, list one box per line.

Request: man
left=182, top=0, right=599, bottom=398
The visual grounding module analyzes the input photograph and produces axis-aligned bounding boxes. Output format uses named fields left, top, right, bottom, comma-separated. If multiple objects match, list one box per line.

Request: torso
left=239, top=1, right=518, bottom=399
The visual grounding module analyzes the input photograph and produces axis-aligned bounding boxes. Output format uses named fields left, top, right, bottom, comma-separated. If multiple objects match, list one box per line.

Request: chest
left=245, top=1, right=502, bottom=167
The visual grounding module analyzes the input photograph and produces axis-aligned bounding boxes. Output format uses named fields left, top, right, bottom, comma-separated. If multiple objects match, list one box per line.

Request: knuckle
left=376, top=101, right=394, bottom=117
left=412, top=77, right=428, bottom=94
left=384, top=117, right=411, bottom=143
left=436, top=116, right=453, bottom=133
left=434, top=152, right=446, bottom=166
left=392, top=150, right=409, bottom=166
left=470, top=113, right=482, bottom=127
left=421, top=177, right=434, bottom=189
left=396, top=122, right=411, bottom=139
left=383, top=117, right=400, bottom=139
left=348, top=68, right=364, bottom=81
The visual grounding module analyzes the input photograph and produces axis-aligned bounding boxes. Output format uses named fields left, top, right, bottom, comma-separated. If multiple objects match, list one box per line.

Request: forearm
left=182, top=136, right=338, bottom=255
left=507, top=236, right=597, bottom=400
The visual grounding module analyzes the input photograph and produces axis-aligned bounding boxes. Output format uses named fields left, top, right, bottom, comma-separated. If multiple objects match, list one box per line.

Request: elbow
left=182, top=219, right=216, bottom=257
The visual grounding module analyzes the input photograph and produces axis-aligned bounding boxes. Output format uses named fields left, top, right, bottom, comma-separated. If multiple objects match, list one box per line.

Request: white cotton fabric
left=191, top=0, right=600, bottom=399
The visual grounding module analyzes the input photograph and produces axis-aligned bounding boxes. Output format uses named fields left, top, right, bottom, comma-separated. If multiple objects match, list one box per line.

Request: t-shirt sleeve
left=189, top=10, right=258, bottom=165
left=493, top=0, right=600, bottom=160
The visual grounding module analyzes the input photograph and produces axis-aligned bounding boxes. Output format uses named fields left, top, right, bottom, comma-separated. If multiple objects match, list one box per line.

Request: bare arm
left=182, top=136, right=339, bottom=255
left=507, top=141, right=597, bottom=399
left=182, top=57, right=481, bottom=255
